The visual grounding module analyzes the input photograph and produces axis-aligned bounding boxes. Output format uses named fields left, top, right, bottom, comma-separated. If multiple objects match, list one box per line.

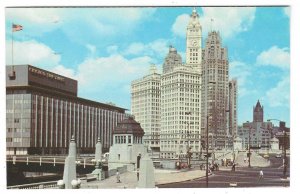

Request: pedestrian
left=116, top=170, right=121, bottom=183
left=258, top=169, right=264, bottom=180
left=137, top=170, right=140, bottom=181
left=232, top=163, right=236, bottom=171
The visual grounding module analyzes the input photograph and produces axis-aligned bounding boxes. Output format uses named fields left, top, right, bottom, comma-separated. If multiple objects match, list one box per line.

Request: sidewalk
left=81, top=168, right=207, bottom=189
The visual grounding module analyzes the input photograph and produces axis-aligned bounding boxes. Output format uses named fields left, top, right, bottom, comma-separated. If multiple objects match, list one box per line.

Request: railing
left=7, top=181, right=58, bottom=189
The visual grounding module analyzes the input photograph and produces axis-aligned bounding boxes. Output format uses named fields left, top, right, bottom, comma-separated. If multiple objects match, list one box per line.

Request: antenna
left=210, top=18, right=214, bottom=32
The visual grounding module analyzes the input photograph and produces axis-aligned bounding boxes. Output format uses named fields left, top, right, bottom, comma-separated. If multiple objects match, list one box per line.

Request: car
left=263, top=154, right=269, bottom=158
left=275, top=154, right=282, bottom=158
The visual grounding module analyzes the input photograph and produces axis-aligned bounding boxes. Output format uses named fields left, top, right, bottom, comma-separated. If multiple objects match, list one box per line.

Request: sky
left=4, top=6, right=290, bottom=127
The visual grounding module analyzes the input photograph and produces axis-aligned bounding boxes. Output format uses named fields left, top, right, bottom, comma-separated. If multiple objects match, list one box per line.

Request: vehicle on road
left=263, top=154, right=269, bottom=158
left=275, top=154, right=282, bottom=158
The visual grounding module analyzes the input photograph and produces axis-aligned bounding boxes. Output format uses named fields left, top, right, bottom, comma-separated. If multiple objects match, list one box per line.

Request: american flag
left=12, top=24, right=23, bottom=32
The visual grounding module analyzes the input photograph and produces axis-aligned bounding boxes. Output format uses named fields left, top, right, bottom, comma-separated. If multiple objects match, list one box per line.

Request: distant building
left=6, top=65, right=127, bottom=155
left=237, top=100, right=272, bottom=150
left=253, top=100, right=264, bottom=122
left=131, top=65, right=161, bottom=151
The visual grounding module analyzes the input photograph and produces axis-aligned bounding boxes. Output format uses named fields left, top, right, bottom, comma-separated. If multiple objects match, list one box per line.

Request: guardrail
left=7, top=181, right=58, bottom=189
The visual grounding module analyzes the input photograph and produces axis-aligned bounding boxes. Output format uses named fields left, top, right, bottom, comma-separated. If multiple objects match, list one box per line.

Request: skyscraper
left=201, top=31, right=229, bottom=149
left=131, top=65, right=161, bottom=151
left=131, top=8, right=237, bottom=158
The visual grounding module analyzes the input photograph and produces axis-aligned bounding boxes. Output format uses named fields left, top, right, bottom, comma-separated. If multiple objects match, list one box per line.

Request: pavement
left=80, top=151, right=270, bottom=189
left=81, top=168, right=207, bottom=189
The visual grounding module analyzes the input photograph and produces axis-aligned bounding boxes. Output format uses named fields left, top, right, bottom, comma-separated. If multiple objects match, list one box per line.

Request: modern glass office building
left=6, top=65, right=127, bottom=155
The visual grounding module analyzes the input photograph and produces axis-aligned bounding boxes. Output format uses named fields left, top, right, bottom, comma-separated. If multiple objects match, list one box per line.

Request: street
left=158, top=154, right=290, bottom=188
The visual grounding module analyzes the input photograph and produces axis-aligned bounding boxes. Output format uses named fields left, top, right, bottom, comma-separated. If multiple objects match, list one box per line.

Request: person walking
left=116, top=170, right=121, bottom=183
left=258, top=169, right=264, bottom=180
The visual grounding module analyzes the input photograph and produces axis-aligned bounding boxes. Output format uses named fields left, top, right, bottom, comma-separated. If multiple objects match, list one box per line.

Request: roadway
left=158, top=154, right=290, bottom=188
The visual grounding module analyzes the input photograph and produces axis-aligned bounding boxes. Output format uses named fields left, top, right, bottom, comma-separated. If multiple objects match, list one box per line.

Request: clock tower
left=186, top=8, right=202, bottom=68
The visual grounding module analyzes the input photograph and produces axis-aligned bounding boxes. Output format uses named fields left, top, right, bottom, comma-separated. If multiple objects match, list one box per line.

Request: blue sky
left=5, top=6, right=290, bottom=127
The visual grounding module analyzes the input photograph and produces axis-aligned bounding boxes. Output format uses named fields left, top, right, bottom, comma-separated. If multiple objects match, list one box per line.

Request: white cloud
left=106, top=45, right=119, bottom=55
left=171, top=7, right=256, bottom=39
left=51, top=65, right=77, bottom=80
left=266, top=77, right=290, bottom=107
left=85, top=44, right=97, bottom=58
left=172, top=14, right=190, bottom=38
left=77, top=54, right=152, bottom=88
left=6, top=40, right=60, bottom=69
left=123, top=39, right=169, bottom=59
left=283, top=7, right=290, bottom=17
left=6, top=8, right=63, bottom=24
left=256, top=46, right=290, bottom=69
left=229, top=61, right=253, bottom=97
left=201, top=7, right=256, bottom=39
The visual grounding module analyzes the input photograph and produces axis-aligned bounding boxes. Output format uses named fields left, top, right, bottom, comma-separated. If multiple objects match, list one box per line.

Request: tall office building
left=131, top=65, right=161, bottom=151
left=6, top=65, right=127, bottom=155
left=160, top=64, right=201, bottom=159
left=201, top=31, right=229, bottom=149
left=160, top=8, right=202, bottom=159
left=131, top=8, right=237, bottom=158
left=229, top=79, right=238, bottom=137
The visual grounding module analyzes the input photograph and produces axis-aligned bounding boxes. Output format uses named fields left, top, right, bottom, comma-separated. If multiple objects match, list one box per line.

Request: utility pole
left=247, top=121, right=251, bottom=168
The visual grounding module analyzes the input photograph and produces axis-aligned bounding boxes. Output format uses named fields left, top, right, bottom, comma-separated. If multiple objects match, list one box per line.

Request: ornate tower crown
left=186, top=8, right=202, bottom=67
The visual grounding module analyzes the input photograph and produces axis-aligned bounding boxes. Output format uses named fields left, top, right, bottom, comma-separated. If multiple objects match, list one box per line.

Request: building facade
left=237, top=101, right=272, bottom=150
left=131, top=8, right=237, bottom=159
left=6, top=65, right=127, bottom=155
left=201, top=31, right=230, bottom=149
left=160, top=65, right=201, bottom=159
left=131, top=65, right=161, bottom=151
left=228, top=79, right=238, bottom=137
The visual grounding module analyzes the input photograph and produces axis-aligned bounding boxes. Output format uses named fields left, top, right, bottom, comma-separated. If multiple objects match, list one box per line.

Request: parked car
left=263, top=154, right=269, bottom=158
left=275, top=154, right=282, bottom=158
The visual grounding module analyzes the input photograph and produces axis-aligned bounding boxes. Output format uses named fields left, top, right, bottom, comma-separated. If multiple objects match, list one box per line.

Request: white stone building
left=131, top=65, right=161, bottom=151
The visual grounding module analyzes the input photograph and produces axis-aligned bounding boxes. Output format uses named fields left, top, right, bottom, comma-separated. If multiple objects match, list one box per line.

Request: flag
left=12, top=24, right=23, bottom=32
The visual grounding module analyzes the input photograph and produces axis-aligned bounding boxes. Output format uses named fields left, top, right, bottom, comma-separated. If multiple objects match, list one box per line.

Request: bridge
left=6, top=155, right=108, bottom=186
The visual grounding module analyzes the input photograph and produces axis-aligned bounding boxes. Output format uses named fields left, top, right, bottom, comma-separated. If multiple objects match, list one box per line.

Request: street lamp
left=267, top=119, right=288, bottom=179
left=206, top=115, right=210, bottom=188
left=185, top=112, right=192, bottom=168
left=246, top=121, right=251, bottom=168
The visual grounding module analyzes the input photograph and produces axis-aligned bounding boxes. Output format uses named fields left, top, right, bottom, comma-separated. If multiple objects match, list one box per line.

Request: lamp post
left=267, top=119, right=287, bottom=179
left=247, top=121, right=251, bottom=168
left=185, top=112, right=192, bottom=168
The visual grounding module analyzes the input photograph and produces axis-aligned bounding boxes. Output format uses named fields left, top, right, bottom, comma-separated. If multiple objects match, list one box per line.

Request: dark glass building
left=6, top=65, right=127, bottom=155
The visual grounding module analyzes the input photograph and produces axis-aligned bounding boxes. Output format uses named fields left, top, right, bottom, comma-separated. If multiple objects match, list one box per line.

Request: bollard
left=40, top=157, right=42, bottom=166
left=54, top=158, right=56, bottom=166
left=84, top=158, right=86, bottom=168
